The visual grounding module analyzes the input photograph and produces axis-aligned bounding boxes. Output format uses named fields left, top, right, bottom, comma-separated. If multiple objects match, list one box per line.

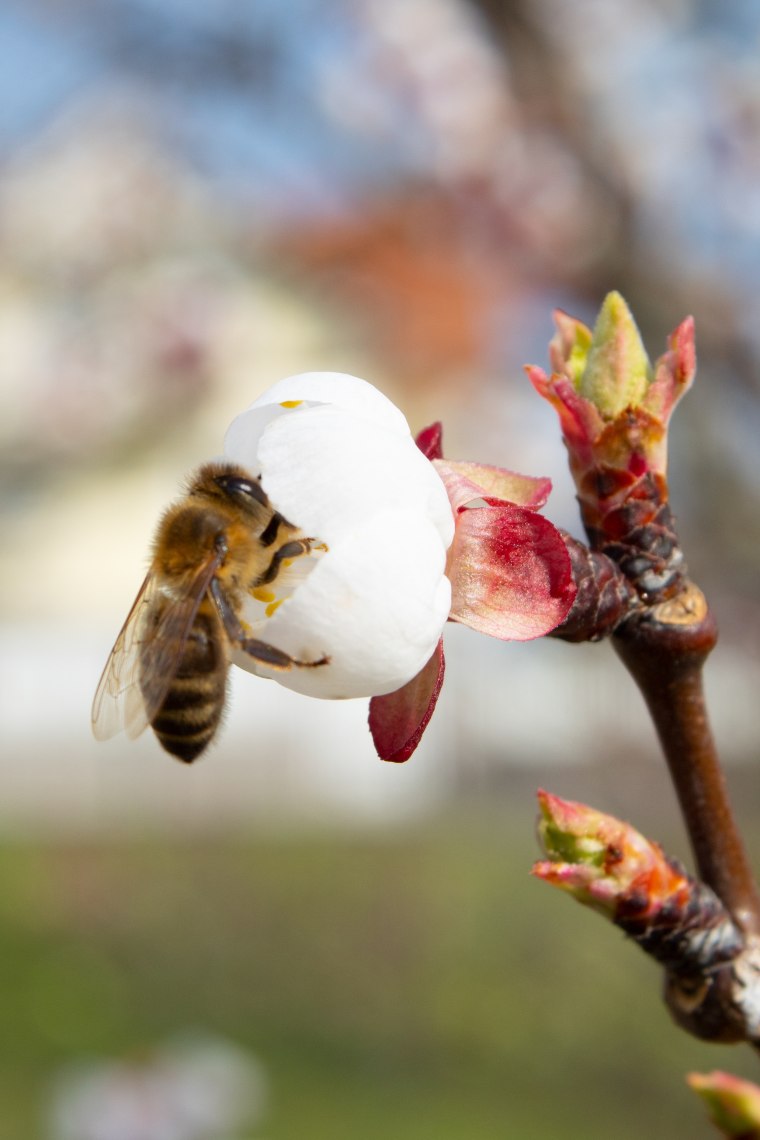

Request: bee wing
left=135, top=558, right=220, bottom=729
left=91, top=557, right=220, bottom=742
left=91, top=572, right=156, bottom=741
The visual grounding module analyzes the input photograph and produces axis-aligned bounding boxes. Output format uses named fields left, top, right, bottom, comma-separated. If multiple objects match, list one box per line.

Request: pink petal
left=647, top=316, right=697, bottom=423
left=434, top=458, right=551, bottom=511
left=549, top=308, right=593, bottom=374
left=525, top=366, right=604, bottom=460
left=669, top=315, right=696, bottom=387
left=415, top=422, right=444, bottom=460
left=368, top=639, right=445, bottom=763
left=448, top=504, right=575, bottom=640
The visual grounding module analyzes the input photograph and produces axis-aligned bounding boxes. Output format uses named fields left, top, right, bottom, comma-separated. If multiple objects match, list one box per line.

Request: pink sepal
left=434, top=458, right=551, bottom=511
left=368, top=639, right=445, bottom=763
left=647, top=315, right=696, bottom=422
left=447, top=504, right=575, bottom=640
left=526, top=365, right=604, bottom=464
left=415, top=422, right=444, bottom=460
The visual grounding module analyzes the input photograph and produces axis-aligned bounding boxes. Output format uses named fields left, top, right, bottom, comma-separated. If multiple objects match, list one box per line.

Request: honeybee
left=92, top=461, right=328, bottom=762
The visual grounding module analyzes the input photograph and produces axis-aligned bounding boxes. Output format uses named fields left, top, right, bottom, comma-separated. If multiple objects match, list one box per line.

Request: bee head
left=213, top=470, right=269, bottom=510
left=185, top=462, right=270, bottom=516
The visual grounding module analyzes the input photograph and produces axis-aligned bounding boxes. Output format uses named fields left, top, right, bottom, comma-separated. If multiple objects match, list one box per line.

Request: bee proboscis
left=91, top=461, right=328, bottom=761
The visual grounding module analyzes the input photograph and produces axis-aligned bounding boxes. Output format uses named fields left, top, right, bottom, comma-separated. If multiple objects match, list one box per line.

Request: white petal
left=248, top=371, right=411, bottom=434
left=224, top=401, right=289, bottom=473
left=225, top=402, right=455, bottom=549
left=232, top=509, right=452, bottom=699
left=224, top=373, right=455, bottom=702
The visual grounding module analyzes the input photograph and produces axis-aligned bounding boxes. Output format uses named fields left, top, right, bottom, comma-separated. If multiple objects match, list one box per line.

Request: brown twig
left=549, top=529, right=760, bottom=937
left=613, top=582, right=760, bottom=938
left=528, top=292, right=760, bottom=1046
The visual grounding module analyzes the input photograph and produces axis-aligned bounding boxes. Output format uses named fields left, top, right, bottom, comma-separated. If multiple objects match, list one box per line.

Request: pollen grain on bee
left=252, top=586, right=276, bottom=603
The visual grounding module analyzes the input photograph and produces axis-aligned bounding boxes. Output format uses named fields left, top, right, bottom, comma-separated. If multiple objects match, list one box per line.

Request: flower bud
left=533, top=791, right=743, bottom=973
left=526, top=294, right=697, bottom=598
left=533, top=789, right=684, bottom=920
left=575, top=291, right=652, bottom=417
left=688, top=1070, right=760, bottom=1136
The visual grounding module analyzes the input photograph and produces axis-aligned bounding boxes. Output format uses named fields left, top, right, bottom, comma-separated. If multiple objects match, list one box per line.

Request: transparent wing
left=91, top=558, right=220, bottom=742
left=91, top=573, right=155, bottom=741
left=136, top=559, right=219, bottom=726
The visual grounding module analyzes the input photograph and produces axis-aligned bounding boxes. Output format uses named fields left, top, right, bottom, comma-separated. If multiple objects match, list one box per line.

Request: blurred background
left=1, top=0, right=760, bottom=1135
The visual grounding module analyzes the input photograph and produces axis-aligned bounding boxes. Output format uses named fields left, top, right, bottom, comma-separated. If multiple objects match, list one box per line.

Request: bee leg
left=209, top=579, right=328, bottom=671
left=259, top=511, right=287, bottom=548
left=254, top=539, right=316, bottom=587
left=239, top=637, right=329, bottom=671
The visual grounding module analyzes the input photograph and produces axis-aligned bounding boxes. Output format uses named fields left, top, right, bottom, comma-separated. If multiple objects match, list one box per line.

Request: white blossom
left=223, top=372, right=454, bottom=699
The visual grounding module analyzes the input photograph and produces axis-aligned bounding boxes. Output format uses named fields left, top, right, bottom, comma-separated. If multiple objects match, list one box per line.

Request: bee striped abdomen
left=148, top=606, right=228, bottom=763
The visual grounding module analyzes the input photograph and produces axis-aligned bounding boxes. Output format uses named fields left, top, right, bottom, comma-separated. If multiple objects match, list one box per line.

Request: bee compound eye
left=215, top=473, right=268, bottom=507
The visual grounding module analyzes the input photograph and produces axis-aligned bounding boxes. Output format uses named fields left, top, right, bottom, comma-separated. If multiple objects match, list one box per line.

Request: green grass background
left=2, top=808, right=758, bottom=1137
